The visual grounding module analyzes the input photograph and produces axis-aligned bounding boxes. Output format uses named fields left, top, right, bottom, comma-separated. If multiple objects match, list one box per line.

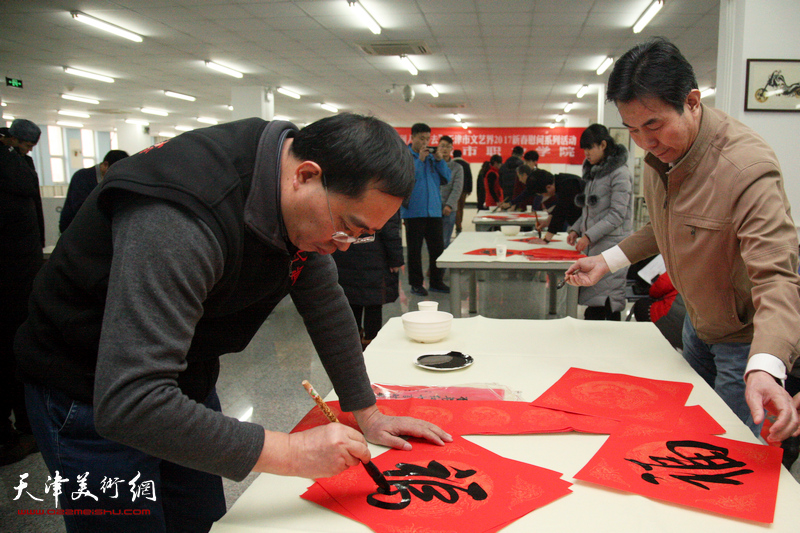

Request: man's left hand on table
left=353, top=404, right=452, bottom=450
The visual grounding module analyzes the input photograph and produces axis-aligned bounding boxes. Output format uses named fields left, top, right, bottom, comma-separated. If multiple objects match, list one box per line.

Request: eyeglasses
left=322, top=174, right=375, bottom=244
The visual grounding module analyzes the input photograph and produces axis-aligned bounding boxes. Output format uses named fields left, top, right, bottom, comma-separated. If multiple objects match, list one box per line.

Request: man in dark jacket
left=525, top=169, right=583, bottom=242
left=452, top=149, right=472, bottom=235
left=59, top=149, right=129, bottom=233
left=0, top=118, right=42, bottom=466
left=15, top=114, right=450, bottom=532
left=498, top=145, right=524, bottom=201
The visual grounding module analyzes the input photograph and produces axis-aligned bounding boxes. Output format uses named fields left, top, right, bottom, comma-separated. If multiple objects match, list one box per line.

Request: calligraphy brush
left=301, top=380, right=393, bottom=494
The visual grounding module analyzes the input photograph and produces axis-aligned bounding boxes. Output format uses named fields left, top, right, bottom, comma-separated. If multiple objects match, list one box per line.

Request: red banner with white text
left=395, top=127, right=585, bottom=165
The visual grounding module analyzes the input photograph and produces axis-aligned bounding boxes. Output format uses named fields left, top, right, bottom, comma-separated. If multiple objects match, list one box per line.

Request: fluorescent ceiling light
left=227, top=105, right=233, bottom=111
left=576, top=85, right=589, bottom=99
left=426, top=84, right=439, bottom=97
left=400, top=55, right=418, bottom=76
left=71, top=11, right=143, bottom=43
left=157, top=131, right=176, bottom=138
left=549, top=123, right=556, bottom=129
left=164, top=90, right=195, bottom=102
left=452, top=114, right=462, bottom=122
left=320, top=103, right=339, bottom=113
left=700, top=87, right=716, bottom=98
left=125, top=118, right=149, bottom=126
left=596, top=57, right=613, bottom=76
left=205, top=61, right=243, bottom=78
left=197, top=117, right=218, bottom=125
left=175, top=125, right=194, bottom=132
left=62, top=93, right=100, bottom=104
left=563, top=102, right=574, bottom=113
left=460, top=123, right=469, bottom=130
left=3, top=114, right=15, bottom=121
left=633, top=0, right=664, bottom=34
left=276, top=87, right=301, bottom=99
left=64, top=67, right=114, bottom=83
left=141, top=107, right=169, bottom=116
left=272, top=115, right=292, bottom=121
left=57, top=120, right=84, bottom=128
left=556, top=114, right=564, bottom=122
left=1, top=102, right=6, bottom=106
left=58, top=110, right=90, bottom=119
left=348, top=0, right=381, bottom=35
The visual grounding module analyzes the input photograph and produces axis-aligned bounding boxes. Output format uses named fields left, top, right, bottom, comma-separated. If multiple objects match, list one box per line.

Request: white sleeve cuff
left=745, top=353, right=787, bottom=382
left=600, top=246, right=631, bottom=273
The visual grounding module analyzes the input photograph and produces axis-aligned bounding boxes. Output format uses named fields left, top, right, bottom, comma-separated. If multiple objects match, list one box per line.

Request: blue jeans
left=25, top=383, right=226, bottom=533
left=681, top=316, right=761, bottom=436
left=442, top=210, right=457, bottom=248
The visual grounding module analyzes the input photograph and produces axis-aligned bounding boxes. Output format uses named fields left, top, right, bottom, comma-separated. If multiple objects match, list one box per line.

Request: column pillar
left=231, top=86, right=274, bottom=121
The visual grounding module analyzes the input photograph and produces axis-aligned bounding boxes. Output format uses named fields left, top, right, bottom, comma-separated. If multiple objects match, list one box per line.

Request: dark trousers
left=584, top=298, right=621, bottom=321
left=404, top=217, right=444, bottom=287
left=350, top=304, right=382, bottom=340
left=26, top=383, right=227, bottom=533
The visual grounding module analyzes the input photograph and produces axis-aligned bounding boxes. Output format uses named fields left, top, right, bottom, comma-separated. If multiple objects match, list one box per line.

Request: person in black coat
left=0, top=119, right=43, bottom=465
left=60, top=149, right=129, bottom=233
left=333, top=209, right=403, bottom=350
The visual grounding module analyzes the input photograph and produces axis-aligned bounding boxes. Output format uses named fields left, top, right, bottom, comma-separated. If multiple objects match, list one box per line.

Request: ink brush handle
left=301, top=380, right=393, bottom=493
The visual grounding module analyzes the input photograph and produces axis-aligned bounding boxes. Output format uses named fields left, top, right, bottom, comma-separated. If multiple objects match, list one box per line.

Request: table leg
left=547, top=271, right=558, bottom=318
left=469, top=271, right=477, bottom=314
left=566, top=284, right=578, bottom=318
left=450, top=269, right=462, bottom=318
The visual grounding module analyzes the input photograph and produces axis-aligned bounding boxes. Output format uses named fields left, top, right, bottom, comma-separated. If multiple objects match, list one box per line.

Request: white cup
left=418, top=301, right=439, bottom=312
left=495, top=244, right=507, bottom=260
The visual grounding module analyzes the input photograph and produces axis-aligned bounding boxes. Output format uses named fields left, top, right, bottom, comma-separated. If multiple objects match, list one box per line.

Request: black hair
left=526, top=169, right=555, bottom=194
left=410, top=123, right=431, bottom=136
left=103, top=150, right=130, bottom=166
left=489, top=154, right=503, bottom=165
left=511, top=145, right=524, bottom=156
left=439, top=135, right=454, bottom=144
left=291, top=113, right=414, bottom=199
left=516, top=165, right=534, bottom=178
left=579, top=124, right=617, bottom=159
left=523, top=150, right=539, bottom=163
left=607, top=37, right=698, bottom=114
left=452, top=149, right=462, bottom=157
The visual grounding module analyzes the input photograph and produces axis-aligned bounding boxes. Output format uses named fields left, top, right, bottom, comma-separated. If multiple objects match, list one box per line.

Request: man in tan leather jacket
left=566, top=38, right=800, bottom=443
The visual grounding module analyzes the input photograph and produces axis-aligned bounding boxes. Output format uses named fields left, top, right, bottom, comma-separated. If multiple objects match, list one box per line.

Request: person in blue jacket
left=400, top=123, right=451, bottom=296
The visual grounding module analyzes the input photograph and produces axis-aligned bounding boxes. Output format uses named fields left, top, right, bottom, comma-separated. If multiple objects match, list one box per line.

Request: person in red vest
left=483, top=154, right=503, bottom=208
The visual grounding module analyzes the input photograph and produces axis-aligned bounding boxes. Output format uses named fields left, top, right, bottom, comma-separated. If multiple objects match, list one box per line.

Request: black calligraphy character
left=367, top=460, right=487, bottom=510
left=625, top=440, right=754, bottom=490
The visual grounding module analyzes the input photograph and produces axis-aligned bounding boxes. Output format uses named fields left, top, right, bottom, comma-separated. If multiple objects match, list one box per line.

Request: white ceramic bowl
left=401, top=310, right=453, bottom=343
left=501, top=225, right=521, bottom=236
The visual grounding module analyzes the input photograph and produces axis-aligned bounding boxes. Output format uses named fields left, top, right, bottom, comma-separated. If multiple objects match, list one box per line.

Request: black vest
left=15, top=119, right=300, bottom=403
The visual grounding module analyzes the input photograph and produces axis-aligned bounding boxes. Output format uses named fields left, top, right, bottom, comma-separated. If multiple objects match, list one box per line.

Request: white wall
left=717, top=0, right=800, bottom=215
left=115, top=121, right=154, bottom=154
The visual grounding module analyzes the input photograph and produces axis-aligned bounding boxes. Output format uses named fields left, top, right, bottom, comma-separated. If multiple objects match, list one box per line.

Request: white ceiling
left=0, top=0, right=720, bottom=132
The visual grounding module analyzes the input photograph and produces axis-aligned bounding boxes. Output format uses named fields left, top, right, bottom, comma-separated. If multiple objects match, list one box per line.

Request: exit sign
left=6, top=77, right=23, bottom=89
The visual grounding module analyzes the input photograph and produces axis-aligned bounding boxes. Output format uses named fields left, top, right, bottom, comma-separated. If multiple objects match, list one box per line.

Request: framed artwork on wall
left=744, top=59, right=800, bottom=112
left=609, top=127, right=631, bottom=150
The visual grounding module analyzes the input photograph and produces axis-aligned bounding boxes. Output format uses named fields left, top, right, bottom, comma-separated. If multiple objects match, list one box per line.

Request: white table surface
left=436, top=231, right=579, bottom=318
left=212, top=317, right=800, bottom=532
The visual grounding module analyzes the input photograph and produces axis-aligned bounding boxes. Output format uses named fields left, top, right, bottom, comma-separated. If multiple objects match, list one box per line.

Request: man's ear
left=685, top=88, right=702, bottom=114
left=292, top=161, right=323, bottom=189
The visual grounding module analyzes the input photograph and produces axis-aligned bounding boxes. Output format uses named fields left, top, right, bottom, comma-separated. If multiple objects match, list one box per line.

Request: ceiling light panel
left=71, top=11, right=143, bottom=42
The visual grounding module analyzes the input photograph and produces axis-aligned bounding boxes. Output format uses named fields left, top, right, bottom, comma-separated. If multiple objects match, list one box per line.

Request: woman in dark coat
left=333, top=209, right=403, bottom=350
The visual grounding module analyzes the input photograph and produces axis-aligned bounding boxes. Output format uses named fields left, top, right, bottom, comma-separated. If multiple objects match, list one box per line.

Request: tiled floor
left=2, top=208, right=797, bottom=532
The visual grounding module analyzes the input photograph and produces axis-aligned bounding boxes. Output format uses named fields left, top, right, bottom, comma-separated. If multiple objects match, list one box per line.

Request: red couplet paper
left=291, top=398, right=622, bottom=436
left=574, top=430, right=783, bottom=523
left=511, top=237, right=561, bottom=244
left=303, top=436, right=572, bottom=533
left=521, top=248, right=587, bottom=261
left=531, top=367, right=694, bottom=425
left=464, top=247, right=526, bottom=256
